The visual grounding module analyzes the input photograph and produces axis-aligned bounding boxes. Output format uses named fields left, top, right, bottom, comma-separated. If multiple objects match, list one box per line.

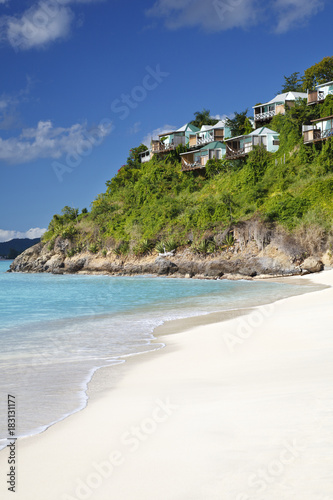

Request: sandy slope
left=0, top=271, right=333, bottom=500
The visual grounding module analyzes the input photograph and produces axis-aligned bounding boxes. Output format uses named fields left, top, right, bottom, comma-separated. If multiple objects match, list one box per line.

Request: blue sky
left=0, top=0, right=332, bottom=241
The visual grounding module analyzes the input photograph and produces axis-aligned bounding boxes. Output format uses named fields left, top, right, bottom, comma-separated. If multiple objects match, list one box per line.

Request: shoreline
left=0, top=273, right=321, bottom=446
left=0, top=271, right=332, bottom=499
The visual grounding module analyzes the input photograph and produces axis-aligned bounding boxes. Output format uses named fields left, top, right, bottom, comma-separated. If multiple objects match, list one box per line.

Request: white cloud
left=273, top=0, right=324, bottom=33
left=0, top=0, right=104, bottom=50
left=4, top=3, right=74, bottom=50
left=142, top=124, right=177, bottom=147
left=146, top=0, right=325, bottom=33
left=212, top=113, right=233, bottom=121
left=146, top=0, right=260, bottom=32
left=0, top=119, right=112, bottom=164
left=0, top=227, right=46, bottom=242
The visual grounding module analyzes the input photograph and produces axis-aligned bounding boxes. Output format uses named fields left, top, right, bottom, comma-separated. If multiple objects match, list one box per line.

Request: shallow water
left=0, top=260, right=319, bottom=448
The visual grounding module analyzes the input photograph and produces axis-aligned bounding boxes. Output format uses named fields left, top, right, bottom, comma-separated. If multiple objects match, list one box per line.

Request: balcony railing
left=322, top=127, right=333, bottom=139
left=307, top=90, right=326, bottom=104
left=181, top=159, right=201, bottom=171
left=152, top=141, right=176, bottom=153
left=197, top=133, right=214, bottom=146
left=254, top=110, right=275, bottom=121
left=304, top=127, right=333, bottom=143
left=225, top=147, right=247, bottom=160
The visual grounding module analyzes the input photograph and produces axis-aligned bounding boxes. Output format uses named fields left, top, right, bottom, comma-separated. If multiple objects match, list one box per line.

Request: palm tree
left=191, top=109, right=219, bottom=128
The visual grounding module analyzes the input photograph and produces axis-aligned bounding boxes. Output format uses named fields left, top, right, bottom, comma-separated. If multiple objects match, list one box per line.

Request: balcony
left=304, top=127, right=333, bottom=143
left=151, top=140, right=176, bottom=153
left=197, top=133, right=214, bottom=146
left=225, top=147, right=247, bottom=160
left=181, top=160, right=202, bottom=172
left=189, top=130, right=225, bottom=148
left=307, top=90, right=325, bottom=105
left=254, top=110, right=276, bottom=122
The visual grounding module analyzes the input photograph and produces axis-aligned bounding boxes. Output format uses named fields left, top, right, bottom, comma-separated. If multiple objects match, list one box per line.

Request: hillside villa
left=303, top=116, right=333, bottom=144
left=307, top=81, right=333, bottom=105
left=140, top=80, right=333, bottom=168
left=139, top=123, right=199, bottom=163
left=253, top=91, right=307, bottom=126
left=180, top=141, right=226, bottom=171
left=225, top=127, right=280, bottom=160
left=188, top=120, right=231, bottom=148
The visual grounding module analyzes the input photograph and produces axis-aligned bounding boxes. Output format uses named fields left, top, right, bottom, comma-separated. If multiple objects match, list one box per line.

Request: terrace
left=303, top=116, right=333, bottom=144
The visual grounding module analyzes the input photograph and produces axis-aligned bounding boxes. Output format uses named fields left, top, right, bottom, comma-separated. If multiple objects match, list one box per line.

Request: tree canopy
left=226, top=110, right=253, bottom=137
left=279, top=72, right=303, bottom=93
left=190, top=109, right=219, bottom=128
left=277, top=57, right=333, bottom=94
left=302, top=56, right=333, bottom=90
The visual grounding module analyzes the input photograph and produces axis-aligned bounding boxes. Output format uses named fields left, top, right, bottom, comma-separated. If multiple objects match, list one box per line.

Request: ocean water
left=0, top=260, right=318, bottom=449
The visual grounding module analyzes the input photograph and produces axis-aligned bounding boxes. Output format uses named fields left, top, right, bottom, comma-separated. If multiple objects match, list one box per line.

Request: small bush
left=113, top=241, right=129, bottom=256
left=223, top=233, right=234, bottom=247
left=47, top=239, right=55, bottom=251
left=133, top=239, right=154, bottom=256
left=192, top=239, right=215, bottom=255
left=89, top=243, right=99, bottom=254
left=61, top=225, right=77, bottom=240
left=155, top=241, right=165, bottom=253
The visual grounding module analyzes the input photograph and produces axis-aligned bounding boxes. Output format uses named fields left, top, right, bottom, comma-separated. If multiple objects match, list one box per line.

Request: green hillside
left=41, top=62, right=333, bottom=260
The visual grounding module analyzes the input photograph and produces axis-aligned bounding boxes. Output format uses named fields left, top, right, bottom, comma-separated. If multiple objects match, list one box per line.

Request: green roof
left=201, top=141, right=225, bottom=150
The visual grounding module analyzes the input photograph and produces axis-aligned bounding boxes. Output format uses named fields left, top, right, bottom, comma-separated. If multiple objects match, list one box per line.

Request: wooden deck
left=304, top=127, right=333, bottom=143
left=307, top=90, right=325, bottom=105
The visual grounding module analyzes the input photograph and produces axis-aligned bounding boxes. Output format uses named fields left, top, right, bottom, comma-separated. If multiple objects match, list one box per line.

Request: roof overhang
left=180, top=148, right=203, bottom=156
left=316, top=80, right=333, bottom=89
left=311, top=115, right=333, bottom=122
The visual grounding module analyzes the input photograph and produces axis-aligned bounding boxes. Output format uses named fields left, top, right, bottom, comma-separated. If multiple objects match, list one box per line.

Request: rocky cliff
left=9, top=236, right=325, bottom=279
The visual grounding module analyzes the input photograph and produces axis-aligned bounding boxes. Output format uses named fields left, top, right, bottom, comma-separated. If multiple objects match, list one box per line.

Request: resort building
left=180, top=141, right=226, bottom=171
left=188, top=120, right=231, bottom=148
left=139, top=123, right=199, bottom=163
left=253, top=91, right=307, bottom=126
left=303, top=116, right=333, bottom=144
left=307, top=81, right=333, bottom=105
left=225, top=127, right=280, bottom=160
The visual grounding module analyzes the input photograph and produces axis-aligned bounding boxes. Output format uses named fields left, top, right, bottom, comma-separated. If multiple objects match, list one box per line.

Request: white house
left=253, top=91, right=307, bottom=125
left=180, top=141, right=226, bottom=171
left=139, top=123, right=200, bottom=163
left=307, top=81, right=333, bottom=105
left=225, top=127, right=280, bottom=160
left=188, top=120, right=231, bottom=148
left=303, top=116, right=333, bottom=144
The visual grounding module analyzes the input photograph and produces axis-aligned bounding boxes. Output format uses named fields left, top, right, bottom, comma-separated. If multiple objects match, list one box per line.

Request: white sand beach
left=1, top=271, right=333, bottom=500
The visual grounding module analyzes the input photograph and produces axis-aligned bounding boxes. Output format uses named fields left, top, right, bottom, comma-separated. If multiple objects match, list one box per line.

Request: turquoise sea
left=0, top=260, right=317, bottom=449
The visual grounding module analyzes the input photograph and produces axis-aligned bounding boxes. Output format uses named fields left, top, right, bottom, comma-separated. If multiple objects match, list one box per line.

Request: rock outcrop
left=9, top=236, right=325, bottom=279
left=300, top=257, right=324, bottom=274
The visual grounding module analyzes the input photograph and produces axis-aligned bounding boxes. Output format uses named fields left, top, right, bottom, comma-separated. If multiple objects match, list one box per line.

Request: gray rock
left=204, top=260, right=225, bottom=278
left=154, top=257, right=178, bottom=275
left=301, top=257, right=324, bottom=273
left=65, top=258, right=87, bottom=273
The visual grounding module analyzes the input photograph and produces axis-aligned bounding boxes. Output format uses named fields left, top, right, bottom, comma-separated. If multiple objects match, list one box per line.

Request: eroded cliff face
left=9, top=236, right=325, bottom=279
